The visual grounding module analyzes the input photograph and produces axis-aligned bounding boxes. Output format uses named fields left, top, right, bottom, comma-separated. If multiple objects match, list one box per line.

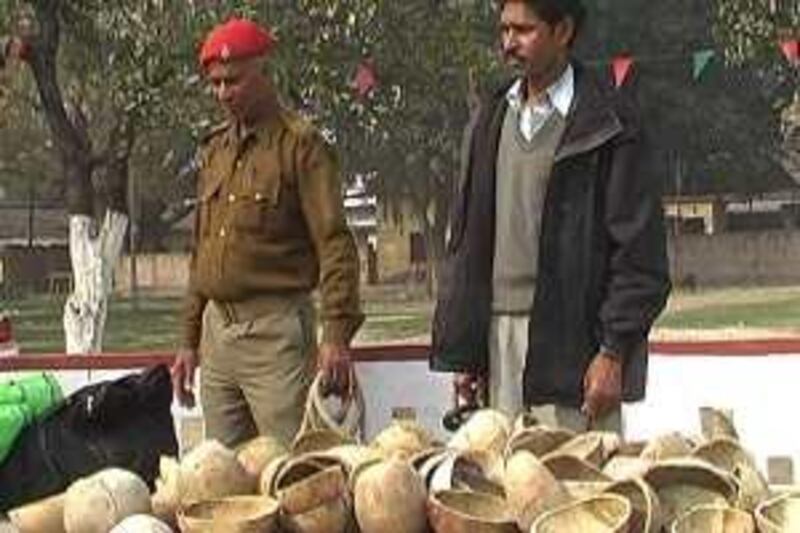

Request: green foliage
left=712, top=0, right=799, bottom=66
left=574, top=0, right=795, bottom=195
left=2, top=0, right=797, bottom=247
left=275, top=1, right=499, bottom=259
left=1, top=0, right=499, bottom=253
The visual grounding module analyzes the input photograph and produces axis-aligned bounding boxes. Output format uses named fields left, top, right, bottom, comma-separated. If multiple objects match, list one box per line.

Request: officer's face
left=500, top=1, right=573, bottom=80
left=206, top=58, right=265, bottom=119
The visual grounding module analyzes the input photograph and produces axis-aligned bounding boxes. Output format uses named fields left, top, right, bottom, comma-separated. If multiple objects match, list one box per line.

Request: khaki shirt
left=182, top=107, right=364, bottom=348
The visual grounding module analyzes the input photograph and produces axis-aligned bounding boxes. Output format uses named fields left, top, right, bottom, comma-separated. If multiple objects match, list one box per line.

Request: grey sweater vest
left=492, top=106, right=567, bottom=313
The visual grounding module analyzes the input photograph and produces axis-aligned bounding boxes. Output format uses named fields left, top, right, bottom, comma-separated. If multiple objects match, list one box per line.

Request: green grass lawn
left=655, top=293, right=800, bottom=331
left=2, top=292, right=435, bottom=353
left=3, top=285, right=800, bottom=353
left=4, top=295, right=183, bottom=353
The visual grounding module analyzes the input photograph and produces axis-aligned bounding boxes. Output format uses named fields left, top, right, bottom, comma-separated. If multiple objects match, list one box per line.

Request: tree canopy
left=0, top=0, right=798, bottom=248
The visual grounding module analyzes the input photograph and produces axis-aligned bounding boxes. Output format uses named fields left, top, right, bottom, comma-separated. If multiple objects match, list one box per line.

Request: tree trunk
left=64, top=211, right=128, bottom=354
left=24, top=1, right=131, bottom=354
left=408, top=187, right=447, bottom=298
left=63, top=119, right=135, bottom=354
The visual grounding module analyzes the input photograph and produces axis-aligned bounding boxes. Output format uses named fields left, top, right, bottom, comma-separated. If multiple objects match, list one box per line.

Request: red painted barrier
left=0, top=316, right=13, bottom=344
left=0, top=346, right=430, bottom=371
left=650, top=339, right=800, bottom=356
left=1, top=339, right=800, bottom=372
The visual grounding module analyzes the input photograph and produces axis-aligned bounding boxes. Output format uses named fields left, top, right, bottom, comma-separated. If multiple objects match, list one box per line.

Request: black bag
left=0, top=365, right=178, bottom=511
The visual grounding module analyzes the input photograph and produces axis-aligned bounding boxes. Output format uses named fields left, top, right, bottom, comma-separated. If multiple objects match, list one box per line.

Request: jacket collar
left=220, top=102, right=283, bottom=150
left=486, top=61, right=623, bottom=164
left=554, top=61, right=623, bottom=162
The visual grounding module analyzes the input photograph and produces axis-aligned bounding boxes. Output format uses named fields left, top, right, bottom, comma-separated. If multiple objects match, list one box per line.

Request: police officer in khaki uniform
left=171, top=18, right=364, bottom=448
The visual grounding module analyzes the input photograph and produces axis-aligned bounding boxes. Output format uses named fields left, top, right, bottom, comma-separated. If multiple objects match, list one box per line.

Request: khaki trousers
left=489, top=314, right=623, bottom=434
left=199, top=294, right=316, bottom=448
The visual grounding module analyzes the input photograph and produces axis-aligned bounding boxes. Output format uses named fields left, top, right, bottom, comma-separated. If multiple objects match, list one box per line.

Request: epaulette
left=198, top=120, right=230, bottom=147
left=194, top=121, right=229, bottom=170
left=282, top=109, right=316, bottom=139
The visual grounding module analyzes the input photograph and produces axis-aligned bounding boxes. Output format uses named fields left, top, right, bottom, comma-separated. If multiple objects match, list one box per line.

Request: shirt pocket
left=232, top=159, right=282, bottom=233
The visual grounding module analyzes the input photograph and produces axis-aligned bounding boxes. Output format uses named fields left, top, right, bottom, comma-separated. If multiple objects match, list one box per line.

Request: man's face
left=500, top=1, right=573, bottom=79
left=206, top=58, right=265, bottom=119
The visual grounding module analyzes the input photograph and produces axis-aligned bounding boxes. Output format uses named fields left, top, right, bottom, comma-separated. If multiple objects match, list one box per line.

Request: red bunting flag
left=1, top=36, right=29, bottom=64
left=781, top=39, right=799, bottom=66
left=9, top=37, right=30, bottom=62
left=611, top=55, right=634, bottom=88
left=353, top=59, right=377, bottom=98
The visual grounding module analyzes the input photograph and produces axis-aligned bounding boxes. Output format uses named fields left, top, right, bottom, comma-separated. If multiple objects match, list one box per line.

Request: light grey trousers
left=489, top=314, right=622, bottom=433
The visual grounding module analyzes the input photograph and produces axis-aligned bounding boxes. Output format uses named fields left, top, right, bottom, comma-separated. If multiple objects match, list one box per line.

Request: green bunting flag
left=692, top=49, right=715, bottom=81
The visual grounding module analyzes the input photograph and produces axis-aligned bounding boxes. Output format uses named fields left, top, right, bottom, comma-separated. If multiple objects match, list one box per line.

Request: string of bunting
left=596, top=50, right=719, bottom=87
left=604, top=38, right=799, bottom=88
left=350, top=38, right=800, bottom=96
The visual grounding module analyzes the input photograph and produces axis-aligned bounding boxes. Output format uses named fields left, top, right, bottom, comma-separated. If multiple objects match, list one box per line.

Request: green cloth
left=0, top=373, right=63, bottom=464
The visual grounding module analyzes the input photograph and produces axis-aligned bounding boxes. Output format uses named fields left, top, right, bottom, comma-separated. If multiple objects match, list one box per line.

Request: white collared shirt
left=506, top=64, right=575, bottom=142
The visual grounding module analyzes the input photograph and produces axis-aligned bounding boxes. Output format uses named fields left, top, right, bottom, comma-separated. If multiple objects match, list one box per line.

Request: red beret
left=199, top=18, right=276, bottom=69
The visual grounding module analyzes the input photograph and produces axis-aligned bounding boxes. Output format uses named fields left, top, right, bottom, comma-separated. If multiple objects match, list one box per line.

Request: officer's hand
left=318, top=343, right=353, bottom=399
left=454, top=372, right=482, bottom=407
left=171, top=348, right=199, bottom=408
left=581, top=350, right=622, bottom=423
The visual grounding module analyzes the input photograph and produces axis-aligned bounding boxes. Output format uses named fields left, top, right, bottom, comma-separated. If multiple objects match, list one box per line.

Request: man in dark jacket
left=431, top=0, right=670, bottom=433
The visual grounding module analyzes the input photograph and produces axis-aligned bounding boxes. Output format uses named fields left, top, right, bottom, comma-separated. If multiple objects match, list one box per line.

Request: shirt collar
left=224, top=105, right=283, bottom=148
left=506, top=63, right=575, bottom=117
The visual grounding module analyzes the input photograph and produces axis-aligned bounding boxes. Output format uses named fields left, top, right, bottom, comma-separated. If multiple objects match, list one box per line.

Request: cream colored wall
left=114, top=254, right=190, bottom=294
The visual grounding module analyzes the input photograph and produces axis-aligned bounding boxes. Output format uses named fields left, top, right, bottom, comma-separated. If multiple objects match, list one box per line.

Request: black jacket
left=431, top=62, right=671, bottom=407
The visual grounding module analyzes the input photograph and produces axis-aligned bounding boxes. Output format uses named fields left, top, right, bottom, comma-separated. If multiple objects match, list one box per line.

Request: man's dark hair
left=498, top=0, right=587, bottom=41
